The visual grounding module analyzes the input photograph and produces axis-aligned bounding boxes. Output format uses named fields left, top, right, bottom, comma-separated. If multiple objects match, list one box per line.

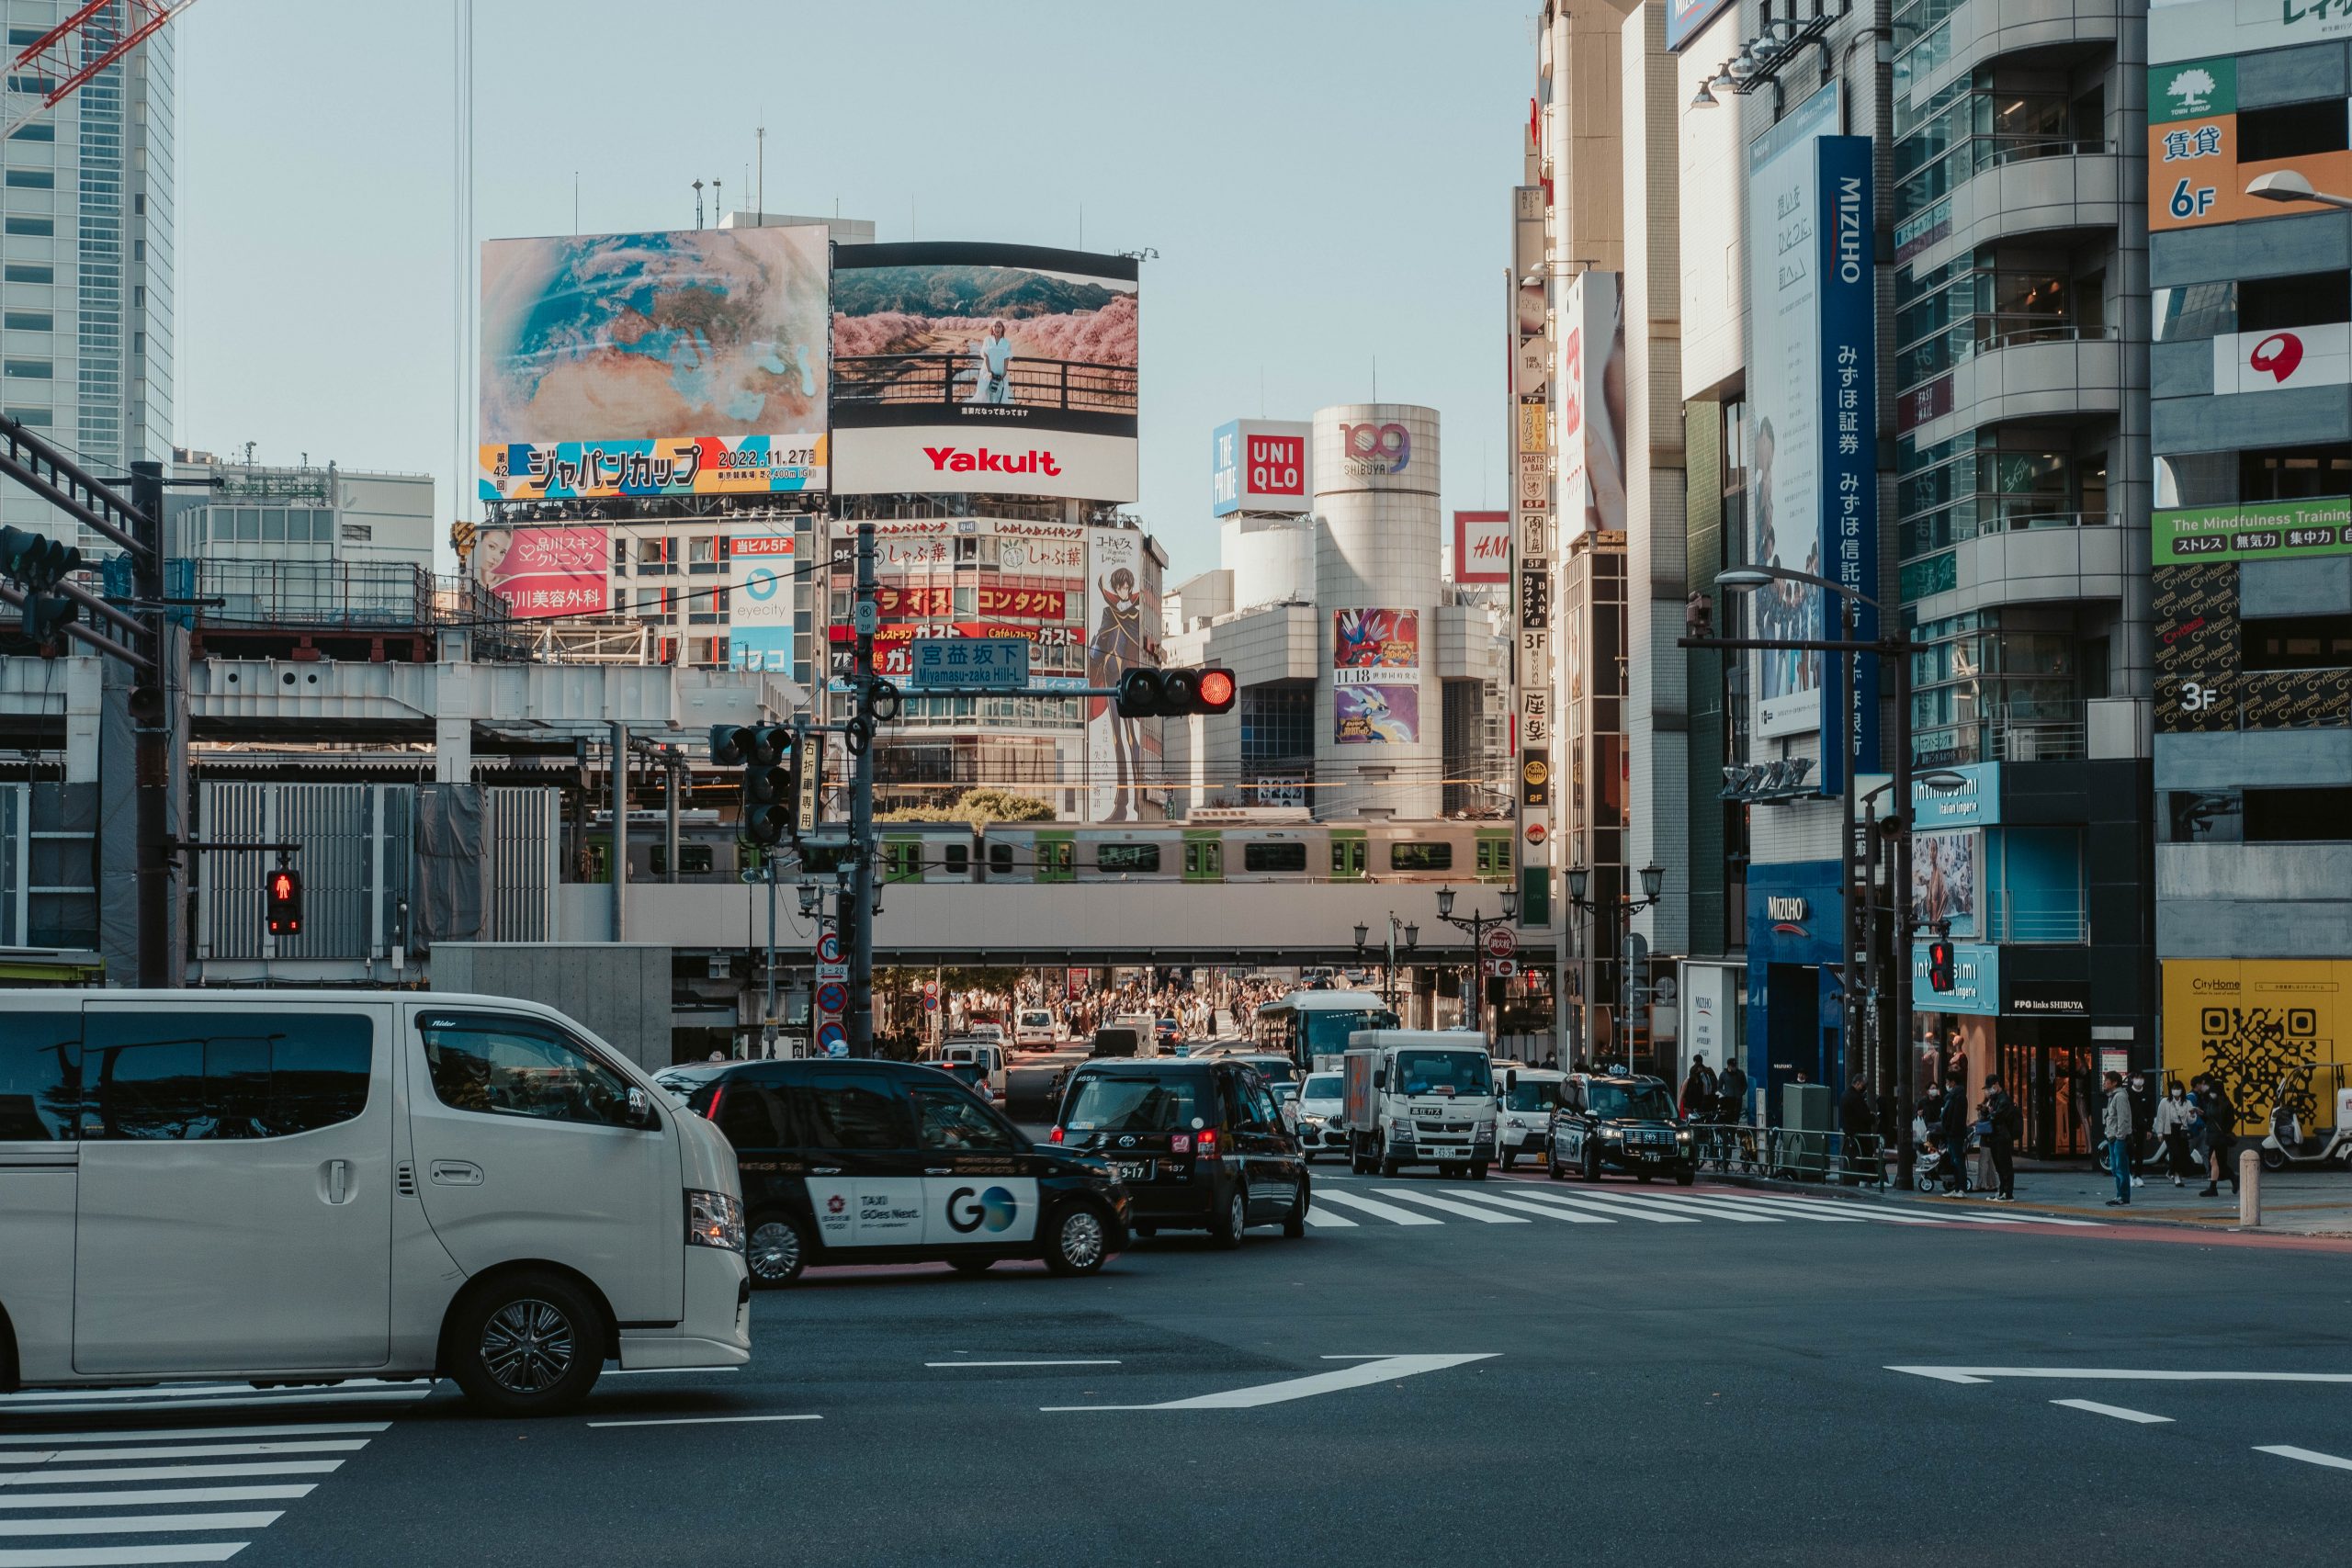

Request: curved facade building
left=1313, top=403, right=1443, bottom=820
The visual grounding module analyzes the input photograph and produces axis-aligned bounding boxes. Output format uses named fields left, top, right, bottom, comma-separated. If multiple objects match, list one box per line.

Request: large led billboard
left=470, top=524, right=608, bottom=618
left=479, top=226, right=830, bottom=502
left=831, top=243, right=1139, bottom=502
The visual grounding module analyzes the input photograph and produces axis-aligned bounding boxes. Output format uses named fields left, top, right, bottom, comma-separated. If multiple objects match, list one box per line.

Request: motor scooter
left=2259, top=1085, right=2352, bottom=1171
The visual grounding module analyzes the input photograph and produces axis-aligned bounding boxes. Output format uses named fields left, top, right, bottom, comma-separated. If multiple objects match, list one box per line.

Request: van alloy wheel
left=479, top=1299, right=574, bottom=1394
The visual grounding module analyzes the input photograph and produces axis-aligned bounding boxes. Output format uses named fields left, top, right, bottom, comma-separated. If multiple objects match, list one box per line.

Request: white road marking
left=1370, top=1189, right=1530, bottom=1224
left=2257, top=1445, right=2352, bottom=1472
left=1299, top=1207, right=1358, bottom=1228
left=1713, top=1192, right=1950, bottom=1225
left=1042, top=1352, right=1498, bottom=1411
left=1436, top=1189, right=1611, bottom=1223
left=1308, top=1190, right=1443, bottom=1226
left=0, top=1395, right=423, bottom=1418
left=1506, top=1189, right=1697, bottom=1223
left=585, top=1415, right=821, bottom=1428
left=0, top=1382, right=423, bottom=1407
left=0, top=1462, right=341, bottom=1489
left=1589, top=1190, right=1781, bottom=1223
left=0, top=1548, right=249, bottom=1566
left=0, top=1517, right=280, bottom=1540
left=604, top=1368, right=739, bottom=1378
left=0, top=1427, right=385, bottom=1449
left=0, top=1443, right=367, bottom=1467
left=0, top=1490, right=313, bottom=1514
left=2052, top=1398, right=2173, bottom=1424
left=922, top=1360, right=1120, bottom=1368
left=1653, top=1191, right=1863, bottom=1223
left=1893, top=1366, right=2352, bottom=1385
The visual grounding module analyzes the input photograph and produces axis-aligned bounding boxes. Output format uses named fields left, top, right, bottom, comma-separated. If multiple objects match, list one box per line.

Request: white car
left=1496, top=1068, right=1566, bottom=1171
left=1294, top=1069, right=1347, bottom=1161
left=967, top=1022, right=1006, bottom=1046
left=1014, top=1009, right=1057, bottom=1047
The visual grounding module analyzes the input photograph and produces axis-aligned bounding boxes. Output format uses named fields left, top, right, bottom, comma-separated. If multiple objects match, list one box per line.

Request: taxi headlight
left=1677, top=1128, right=1693, bottom=1144
left=1601, top=1127, right=1624, bottom=1141
left=686, top=1189, right=745, bottom=1252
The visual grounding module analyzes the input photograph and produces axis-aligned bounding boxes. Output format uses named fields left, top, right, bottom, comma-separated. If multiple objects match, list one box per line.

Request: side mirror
left=1374, top=1068, right=1387, bottom=1089
left=626, top=1085, right=658, bottom=1130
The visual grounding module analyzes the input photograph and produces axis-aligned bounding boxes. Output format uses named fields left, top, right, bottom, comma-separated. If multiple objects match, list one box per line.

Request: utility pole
left=845, top=521, right=879, bottom=1055
left=608, top=720, right=627, bottom=941
left=130, top=461, right=170, bottom=987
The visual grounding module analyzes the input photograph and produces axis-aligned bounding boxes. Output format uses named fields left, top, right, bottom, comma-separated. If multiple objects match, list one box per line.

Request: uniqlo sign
left=1211, top=419, right=1312, bottom=515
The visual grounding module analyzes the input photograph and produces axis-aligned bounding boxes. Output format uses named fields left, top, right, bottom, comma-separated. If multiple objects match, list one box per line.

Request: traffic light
left=711, top=722, right=802, bottom=847
left=1928, top=939, right=1955, bottom=994
left=1113, top=665, right=1239, bottom=718
left=266, top=866, right=303, bottom=936
left=0, top=525, right=82, bottom=591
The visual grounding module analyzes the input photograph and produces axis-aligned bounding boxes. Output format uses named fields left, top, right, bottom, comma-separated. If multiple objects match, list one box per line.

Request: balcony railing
left=1983, top=890, right=2087, bottom=944
left=1914, top=716, right=2087, bottom=767
left=833, top=353, right=1137, bottom=418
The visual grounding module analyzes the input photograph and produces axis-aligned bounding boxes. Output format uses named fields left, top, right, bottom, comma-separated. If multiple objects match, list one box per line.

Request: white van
left=1014, top=1009, right=1057, bottom=1048
left=0, top=990, right=751, bottom=1416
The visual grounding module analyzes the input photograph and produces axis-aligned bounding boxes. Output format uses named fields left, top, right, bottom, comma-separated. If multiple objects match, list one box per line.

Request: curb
left=1696, top=1168, right=2250, bottom=1235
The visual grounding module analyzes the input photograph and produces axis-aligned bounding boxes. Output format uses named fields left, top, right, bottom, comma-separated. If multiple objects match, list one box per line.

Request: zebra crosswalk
left=1301, top=1179, right=2104, bottom=1231
left=0, top=1379, right=432, bottom=1565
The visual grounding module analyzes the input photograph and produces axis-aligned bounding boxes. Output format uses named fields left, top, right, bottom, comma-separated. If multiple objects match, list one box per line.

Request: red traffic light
left=266, top=866, right=304, bottom=936
left=1196, top=668, right=1237, bottom=712
left=1114, top=665, right=1241, bottom=718
left=1928, top=939, right=1954, bottom=993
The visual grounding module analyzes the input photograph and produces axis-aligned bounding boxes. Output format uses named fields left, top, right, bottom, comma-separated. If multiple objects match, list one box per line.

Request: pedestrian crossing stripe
left=1298, top=1181, right=2103, bottom=1229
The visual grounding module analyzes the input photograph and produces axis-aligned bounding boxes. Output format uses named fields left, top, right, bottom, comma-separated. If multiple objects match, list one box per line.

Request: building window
left=3, top=310, right=49, bottom=332
left=3, top=263, right=49, bottom=285
left=688, top=534, right=719, bottom=571
left=7, top=121, right=52, bottom=142
left=2244, top=445, right=2352, bottom=502
left=2240, top=272, right=2351, bottom=335
left=2244, top=614, right=2352, bottom=671
left=1239, top=685, right=1312, bottom=763
left=3, top=405, right=49, bottom=425
left=4, top=168, right=51, bottom=189
left=2246, top=787, right=2352, bottom=842
left=4, top=215, right=53, bottom=237
left=4, top=359, right=51, bottom=378
left=2239, top=100, right=2350, bottom=164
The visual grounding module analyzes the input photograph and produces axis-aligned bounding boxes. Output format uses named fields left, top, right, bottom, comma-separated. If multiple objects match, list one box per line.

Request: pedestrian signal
left=266, top=867, right=304, bottom=936
left=1928, top=939, right=1955, bottom=993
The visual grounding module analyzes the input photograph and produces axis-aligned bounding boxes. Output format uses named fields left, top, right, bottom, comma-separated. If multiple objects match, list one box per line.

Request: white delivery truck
left=0, top=989, right=752, bottom=1417
left=1340, top=1030, right=1502, bottom=1179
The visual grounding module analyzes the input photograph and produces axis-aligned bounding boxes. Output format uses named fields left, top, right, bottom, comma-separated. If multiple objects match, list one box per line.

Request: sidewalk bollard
left=2240, top=1147, right=2262, bottom=1228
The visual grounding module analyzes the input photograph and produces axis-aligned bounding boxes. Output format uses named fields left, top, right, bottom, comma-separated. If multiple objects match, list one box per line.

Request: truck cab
left=1340, top=1031, right=1500, bottom=1179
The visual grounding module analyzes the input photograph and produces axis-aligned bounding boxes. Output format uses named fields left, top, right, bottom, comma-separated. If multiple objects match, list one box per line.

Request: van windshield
left=1505, top=1080, right=1562, bottom=1112
left=1395, top=1051, right=1493, bottom=1098
left=1064, top=1075, right=1201, bottom=1133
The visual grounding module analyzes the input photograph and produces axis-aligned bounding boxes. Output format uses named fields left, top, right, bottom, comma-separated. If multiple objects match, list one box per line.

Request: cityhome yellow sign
left=2163, top=959, right=2350, bottom=1130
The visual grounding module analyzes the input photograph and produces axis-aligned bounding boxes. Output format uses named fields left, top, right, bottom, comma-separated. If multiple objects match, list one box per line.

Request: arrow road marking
left=1041, top=1353, right=1497, bottom=1412
left=2052, top=1399, right=2173, bottom=1424
left=1892, top=1367, right=2352, bottom=1386
left=2258, top=1446, right=2352, bottom=1472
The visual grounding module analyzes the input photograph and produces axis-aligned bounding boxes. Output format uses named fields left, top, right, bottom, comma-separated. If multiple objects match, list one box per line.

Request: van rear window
left=1064, top=1075, right=1202, bottom=1133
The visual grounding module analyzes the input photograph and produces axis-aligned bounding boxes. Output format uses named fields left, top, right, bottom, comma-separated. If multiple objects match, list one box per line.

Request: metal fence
left=833, top=353, right=1137, bottom=416
left=1690, top=1125, right=1889, bottom=1189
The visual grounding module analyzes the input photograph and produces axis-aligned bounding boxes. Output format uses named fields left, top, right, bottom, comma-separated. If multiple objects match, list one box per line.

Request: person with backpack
left=1981, top=1072, right=2021, bottom=1201
left=1680, top=1055, right=1718, bottom=1121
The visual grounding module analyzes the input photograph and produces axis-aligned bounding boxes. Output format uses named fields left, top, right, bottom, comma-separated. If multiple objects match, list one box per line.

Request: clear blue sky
left=177, top=1, right=1530, bottom=580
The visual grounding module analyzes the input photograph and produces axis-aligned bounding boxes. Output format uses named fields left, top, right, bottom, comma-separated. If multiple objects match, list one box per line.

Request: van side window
left=81, top=1011, right=372, bottom=1140
left=0, top=1010, right=79, bottom=1141
left=416, top=1015, right=635, bottom=1128
left=909, top=1087, right=1015, bottom=1151
left=798, top=1074, right=912, bottom=1151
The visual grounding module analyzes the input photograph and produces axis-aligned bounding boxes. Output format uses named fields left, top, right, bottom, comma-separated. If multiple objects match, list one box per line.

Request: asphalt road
left=9, top=1167, right=2352, bottom=1568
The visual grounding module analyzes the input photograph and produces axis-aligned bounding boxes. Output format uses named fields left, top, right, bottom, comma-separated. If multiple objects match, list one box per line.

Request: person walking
left=2153, top=1081, right=2194, bottom=1186
left=1681, top=1055, right=1717, bottom=1121
left=2197, top=1076, right=2241, bottom=1198
left=1838, top=1073, right=1874, bottom=1184
left=2100, top=1070, right=2134, bottom=1207
left=1982, top=1073, right=2020, bottom=1201
left=1939, top=1075, right=1972, bottom=1194
left=1716, top=1056, right=1748, bottom=1126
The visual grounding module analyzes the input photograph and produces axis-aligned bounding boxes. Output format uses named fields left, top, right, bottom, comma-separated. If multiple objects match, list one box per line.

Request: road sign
left=909, top=636, right=1031, bottom=690
left=817, top=961, right=848, bottom=985
left=1482, top=957, right=1519, bottom=979
left=816, top=981, right=848, bottom=1014
left=817, top=1021, right=848, bottom=1057
left=923, top=995, right=940, bottom=1013
left=922, top=979, right=939, bottom=998
left=817, top=931, right=842, bottom=964
left=1484, top=925, right=1518, bottom=960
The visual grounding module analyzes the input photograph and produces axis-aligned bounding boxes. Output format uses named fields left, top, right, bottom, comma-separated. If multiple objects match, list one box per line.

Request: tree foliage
left=877, top=787, right=1057, bottom=826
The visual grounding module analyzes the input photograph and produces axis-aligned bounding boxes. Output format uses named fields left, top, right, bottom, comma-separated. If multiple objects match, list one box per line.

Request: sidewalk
left=1718, top=1159, right=2352, bottom=1236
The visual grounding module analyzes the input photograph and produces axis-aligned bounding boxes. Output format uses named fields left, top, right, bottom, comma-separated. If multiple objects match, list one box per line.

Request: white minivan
left=0, top=990, right=751, bottom=1416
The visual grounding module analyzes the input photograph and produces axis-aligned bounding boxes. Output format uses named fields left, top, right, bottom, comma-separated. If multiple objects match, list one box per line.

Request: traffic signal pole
left=846, top=521, right=878, bottom=1056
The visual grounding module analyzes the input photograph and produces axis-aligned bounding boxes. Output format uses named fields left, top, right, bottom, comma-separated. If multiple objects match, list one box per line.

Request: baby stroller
left=1916, top=1135, right=1968, bottom=1195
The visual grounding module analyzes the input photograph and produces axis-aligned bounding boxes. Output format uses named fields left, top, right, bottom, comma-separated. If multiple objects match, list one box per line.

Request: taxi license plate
left=1114, top=1160, right=1152, bottom=1181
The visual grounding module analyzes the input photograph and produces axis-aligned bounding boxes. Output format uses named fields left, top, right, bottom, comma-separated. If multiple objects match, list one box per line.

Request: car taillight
left=1196, top=1128, right=1219, bottom=1158
left=1170, top=1133, right=1191, bottom=1154
left=1049, top=1124, right=1064, bottom=1143
left=704, top=1086, right=724, bottom=1122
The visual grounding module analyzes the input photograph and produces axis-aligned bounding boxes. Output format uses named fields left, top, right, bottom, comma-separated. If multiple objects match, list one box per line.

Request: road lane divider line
left=0, top=1514, right=284, bottom=1539
left=1309, top=1190, right=1443, bottom=1225
left=586, top=1415, right=821, bottom=1428
left=1892, top=1366, right=2352, bottom=1385
left=0, top=1394, right=426, bottom=1419
left=0, top=1442, right=368, bottom=1467
left=1042, top=1353, right=1498, bottom=1411
left=0, top=1461, right=343, bottom=1488
left=1434, top=1189, right=1611, bottom=1223
left=605, top=1368, right=740, bottom=1377
left=1499, top=1189, right=1697, bottom=1223
left=2052, top=1398, right=2172, bottom=1423
left=1369, top=1189, right=1530, bottom=1224
left=2257, top=1445, right=2352, bottom=1472
left=0, top=1544, right=252, bottom=1565
left=0, top=1427, right=386, bottom=1449
left=1585, top=1191, right=1782, bottom=1223
left=1657, top=1191, right=1866, bottom=1223
left=0, top=1488, right=316, bottom=1513
left=922, top=1360, right=1121, bottom=1368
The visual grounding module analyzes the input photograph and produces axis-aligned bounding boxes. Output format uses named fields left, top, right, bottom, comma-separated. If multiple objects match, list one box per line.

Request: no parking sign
left=817, top=1021, right=848, bottom=1058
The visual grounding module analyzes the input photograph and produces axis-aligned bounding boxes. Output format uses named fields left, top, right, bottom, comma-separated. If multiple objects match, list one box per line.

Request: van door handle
left=810, top=1166, right=842, bottom=1176
left=429, top=1160, right=483, bottom=1186
left=323, top=1159, right=349, bottom=1204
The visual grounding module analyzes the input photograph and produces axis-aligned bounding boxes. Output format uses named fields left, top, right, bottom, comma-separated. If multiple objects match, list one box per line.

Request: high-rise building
left=0, top=1, right=174, bottom=547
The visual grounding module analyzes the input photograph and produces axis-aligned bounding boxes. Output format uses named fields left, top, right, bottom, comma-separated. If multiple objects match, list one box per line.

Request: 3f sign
left=2170, top=178, right=2217, bottom=220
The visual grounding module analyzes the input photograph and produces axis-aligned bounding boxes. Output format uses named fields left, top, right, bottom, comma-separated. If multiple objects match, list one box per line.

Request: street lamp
left=2246, top=169, right=2352, bottom=210
left=1430, top=884, right=1519, bottom=1043
left=1564, top=860, right=1665, bottom=1070
left=1696, top=566, right=1927, bottom=1187
left=1353, top=913, right=1417, bottom=1012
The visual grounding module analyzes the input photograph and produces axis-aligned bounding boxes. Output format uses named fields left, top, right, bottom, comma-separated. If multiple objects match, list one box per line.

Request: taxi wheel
left=1637, top=1172, right=1655, bottom=1183
left=1283, top=1178, right=1308, bottom=1238
left=1675, top=1167, right=1697, bottom=1187
left=746, top=1213, right=809, bottom=1288
left=1547, top=1142, right=1567, bottom=1180
left=1210, top=1185, right=1248, bottom=1250
left=1044, top=1203, right=1111, bottom=1276
left=1581, top=1144, right=1601, bottom=1182
left=1379, top=1153, right=1402, bottom=1179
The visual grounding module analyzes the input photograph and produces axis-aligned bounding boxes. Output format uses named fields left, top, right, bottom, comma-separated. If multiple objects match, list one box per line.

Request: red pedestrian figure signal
left=266, top=867, right=303, bottom=936
left=1928, top=939, right=1954, bottom=993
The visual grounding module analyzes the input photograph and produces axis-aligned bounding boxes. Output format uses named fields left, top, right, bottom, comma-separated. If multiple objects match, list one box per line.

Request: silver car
left=1293, top=1070, right=1347, bottom=1161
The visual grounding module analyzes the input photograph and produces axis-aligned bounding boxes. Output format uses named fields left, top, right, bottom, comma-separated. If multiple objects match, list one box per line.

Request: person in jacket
left=2198, top=1076, right=2241, bottom=1197
left=2152, top=1081, right=2194, bottom=1186
left=1938, top=1077, right=1973, bottom=1194
left=1716, top=1058, right=1748, bottom=1125
left=1839, top=1074, right=1875, bottom=1184
left=1681, top=1055, right=1718, bottom=1121
left=1982, top=1073, right=2020, bottom=1201
left=2101, top=1070, right=2135, bottom=1206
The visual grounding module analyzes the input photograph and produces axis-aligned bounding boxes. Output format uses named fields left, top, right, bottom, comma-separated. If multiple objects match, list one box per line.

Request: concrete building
left=0, top=2, right=174, bottom=549
left=169, top=452, right=435, bottom=570
left=2146, top=0, right=2352, bottom=1134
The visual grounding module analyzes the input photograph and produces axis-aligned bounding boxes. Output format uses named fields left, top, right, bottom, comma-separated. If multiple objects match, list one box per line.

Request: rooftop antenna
left=755, top=122, right=765, bottom=225
left=713, top=176, right=722, bottom=226
left=693, top=178, right=704, bottom=230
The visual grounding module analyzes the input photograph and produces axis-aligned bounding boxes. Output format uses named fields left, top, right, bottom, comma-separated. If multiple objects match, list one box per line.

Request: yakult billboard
left=1211, top=419, right=1312, bottom=515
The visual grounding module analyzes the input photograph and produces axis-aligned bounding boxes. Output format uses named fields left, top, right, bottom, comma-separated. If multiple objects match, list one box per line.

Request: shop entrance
left=2001, top=1040, right=2097, bottom=1158
left=1764, top=963, right=1826, bottom=1108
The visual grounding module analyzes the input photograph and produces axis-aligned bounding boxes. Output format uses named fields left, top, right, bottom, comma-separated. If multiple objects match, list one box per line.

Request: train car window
left=1096, top=843, right=1161, bottom=873
left=651, top=844, right=715, bottom=875
left=944, top=843, right=970, bottom=874
left=884, top=841, right=924, bottom=882
left=989, top=841, right=1014, bottom=876
left=1242, top=841, right=1308, bottom=874
left=1390, top=841, right=1453, bottom=872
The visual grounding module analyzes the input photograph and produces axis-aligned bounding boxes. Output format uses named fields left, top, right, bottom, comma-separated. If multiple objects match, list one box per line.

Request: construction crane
left=4, top=0, right=197, bottom=141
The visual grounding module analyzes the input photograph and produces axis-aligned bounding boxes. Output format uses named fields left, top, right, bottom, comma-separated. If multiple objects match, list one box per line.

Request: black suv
left=1052, top=1058, right=1309, bottom=1246
left=684, top=1058, right=1130, bottom=1285
left=1545, top=1073, right=1696, bottom=1185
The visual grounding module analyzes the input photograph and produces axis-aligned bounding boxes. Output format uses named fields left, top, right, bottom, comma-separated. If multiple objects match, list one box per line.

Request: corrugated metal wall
left=484, top=788, right=559, bottom=942
left=198, top=783, right=413, bottom=962
left=0, top=782, right=99, bottom=951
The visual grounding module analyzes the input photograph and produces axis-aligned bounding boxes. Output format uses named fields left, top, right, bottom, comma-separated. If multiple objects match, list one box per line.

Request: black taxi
left=1050, top=1057, right=1310, bottom=1246
left=1544, top=1072, right=1696, bottom=1185
left=684, top=1058, right=1130, bottom=1285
